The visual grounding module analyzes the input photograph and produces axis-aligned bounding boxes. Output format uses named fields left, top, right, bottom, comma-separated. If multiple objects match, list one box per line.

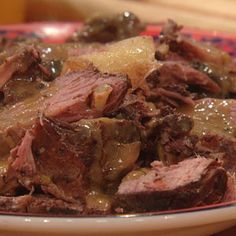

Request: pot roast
left=0, top=15, right=235, bottom=215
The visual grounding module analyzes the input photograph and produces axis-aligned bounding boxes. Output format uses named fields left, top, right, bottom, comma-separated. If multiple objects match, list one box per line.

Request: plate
left=0, top=23, right=236, bottom=236
left=1, top=202, right=236, bottom=236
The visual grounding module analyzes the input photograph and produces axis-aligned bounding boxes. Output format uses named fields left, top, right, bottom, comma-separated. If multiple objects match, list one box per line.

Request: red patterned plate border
left=1, top=23, right=236, bottom=56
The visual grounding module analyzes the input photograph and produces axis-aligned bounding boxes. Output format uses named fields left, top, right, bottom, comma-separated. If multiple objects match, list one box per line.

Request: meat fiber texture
left=7, top=117, right=93, bottom=202
left=115, top=157, right=228, bottom=213
left=44, top=67, right=129, bottom=122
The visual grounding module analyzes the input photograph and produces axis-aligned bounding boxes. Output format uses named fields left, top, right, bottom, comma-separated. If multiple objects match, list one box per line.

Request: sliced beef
left=44, top=67, right=129, bottom=122
left=144, top=62, right=221, bottom=108
left=115, top=158, right=228, bottom=213
left=6, top=117, right=91, bottom=202
left=0, top=65, right=129, bottom=157
left=145, top=68, right=193, bottom=107
left=0, top=195, right=83, bottom=215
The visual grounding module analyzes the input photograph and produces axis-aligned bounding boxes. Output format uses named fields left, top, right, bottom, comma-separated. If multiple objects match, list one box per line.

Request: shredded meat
left=11, top=131, right=36, bottom=176
left=157, top=113, right=198, bottom=164
left=68, top=11, right=145, bottom=43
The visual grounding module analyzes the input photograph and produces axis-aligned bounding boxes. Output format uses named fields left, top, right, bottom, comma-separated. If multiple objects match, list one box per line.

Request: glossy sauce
left=0, top=81, right=57, bottom=132
left=178, top=98, right=236, bottom=138
left=86, top=189, right=112, bottom=212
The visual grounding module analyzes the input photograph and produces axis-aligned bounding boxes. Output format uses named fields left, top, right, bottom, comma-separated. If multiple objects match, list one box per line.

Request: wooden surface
left=24, top=0, right=236, bottom=34
left=1, top=0, right=236, bottom=33
left=1, top=0, right=236, bottom=235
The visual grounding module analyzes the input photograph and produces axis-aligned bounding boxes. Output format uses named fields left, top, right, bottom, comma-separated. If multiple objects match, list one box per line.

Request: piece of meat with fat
left=44, top=68, right=129, bottom=122
left=7, top=117, right=90, bottom=202
left=115, top=158, right=228, bottom=213
left=158, top=62, right=221, bottom=94
left=0, top=195, right=83, bottom=214
left=144, top=62, right=221, bottom=108
left=0, top=66, right=129, bottom=159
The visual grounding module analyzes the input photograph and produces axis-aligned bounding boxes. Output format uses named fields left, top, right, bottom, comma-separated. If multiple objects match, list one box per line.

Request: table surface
left=2, top=0, right=235, bottom=34
left=22, top=0, right=236, bottom=34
